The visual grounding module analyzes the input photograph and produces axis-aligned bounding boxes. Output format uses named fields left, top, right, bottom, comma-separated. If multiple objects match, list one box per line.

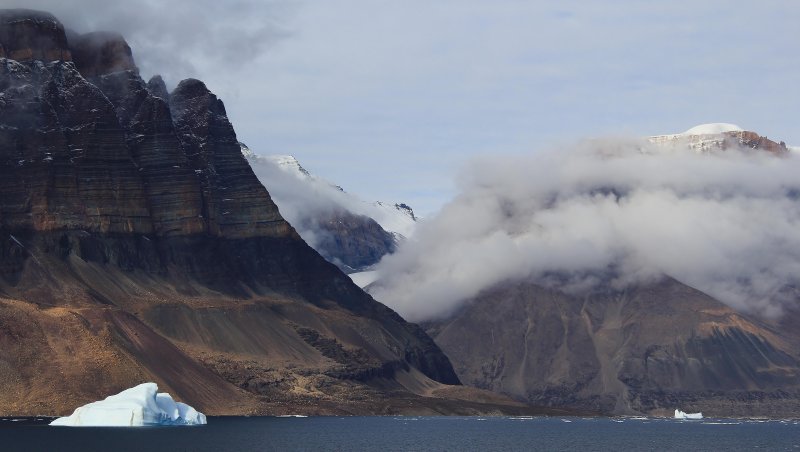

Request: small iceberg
left=50, top=383, right=206, bottom=426
left=674, top=409, right=703, bottom=420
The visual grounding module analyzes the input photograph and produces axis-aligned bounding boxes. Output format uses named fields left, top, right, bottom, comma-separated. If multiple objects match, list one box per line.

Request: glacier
left=50, top=383, right=206, bottom=426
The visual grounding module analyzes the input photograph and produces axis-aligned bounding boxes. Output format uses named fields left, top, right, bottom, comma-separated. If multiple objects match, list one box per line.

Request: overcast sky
left=16, top=0, right=800, bottom=215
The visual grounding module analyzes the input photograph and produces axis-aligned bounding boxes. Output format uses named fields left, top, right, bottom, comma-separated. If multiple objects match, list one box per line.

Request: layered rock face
left=425, top=277, right=800, bottom=417
left=0, top=10, right=477, bottom=416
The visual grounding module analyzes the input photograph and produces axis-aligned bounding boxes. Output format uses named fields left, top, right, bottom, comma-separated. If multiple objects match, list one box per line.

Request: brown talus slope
left=0, top=9, right=551, bottom=416
left=425, top=277, right=800, bottom=417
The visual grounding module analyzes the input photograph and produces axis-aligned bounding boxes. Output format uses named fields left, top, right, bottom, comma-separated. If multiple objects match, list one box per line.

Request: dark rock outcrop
left=146, top=74, right=168, bottom=100
left=0, top=9, right=466, bottom=416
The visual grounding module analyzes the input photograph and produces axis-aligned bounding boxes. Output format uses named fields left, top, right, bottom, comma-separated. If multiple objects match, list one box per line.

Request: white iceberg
left=50, top=383, right=207, bottom=426
left=674, top=409, right=703, bottom=420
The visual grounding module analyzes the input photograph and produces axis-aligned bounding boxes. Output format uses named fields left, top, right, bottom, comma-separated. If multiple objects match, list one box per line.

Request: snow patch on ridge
left=648, top=123, right=751, bottom=153
left=682, top=123, right=743, bottom=135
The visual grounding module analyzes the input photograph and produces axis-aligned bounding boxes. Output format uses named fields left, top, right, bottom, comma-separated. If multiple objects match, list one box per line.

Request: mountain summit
left=649, top=123, right=788, bottom=153
left=369, top=126, right=800, bottom=417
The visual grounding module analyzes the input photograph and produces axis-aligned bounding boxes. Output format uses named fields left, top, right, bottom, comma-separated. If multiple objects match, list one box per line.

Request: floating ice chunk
left=674, top=409, right=703, bottom=420
left=50, top=383, right=206, bottom=426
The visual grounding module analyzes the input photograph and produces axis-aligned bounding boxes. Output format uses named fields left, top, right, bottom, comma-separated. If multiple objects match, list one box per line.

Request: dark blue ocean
left=2, top=416, right=799, bottom=451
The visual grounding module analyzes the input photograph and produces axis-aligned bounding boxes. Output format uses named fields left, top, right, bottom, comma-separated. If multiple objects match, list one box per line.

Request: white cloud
left=370, top=140, right=800, bottom=321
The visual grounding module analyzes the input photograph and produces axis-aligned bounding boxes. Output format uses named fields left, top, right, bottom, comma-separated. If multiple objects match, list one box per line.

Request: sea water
left=2, top=415, right=799, bottom=451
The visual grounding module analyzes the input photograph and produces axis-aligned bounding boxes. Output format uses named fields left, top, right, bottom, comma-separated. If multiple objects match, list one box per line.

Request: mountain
left=243, top=147, right=416, bottom=273
left=0, top=9, right=552, bottom=416
left=424, top=277, right=800, bottom=417
left=371, top=124, right=800, bottom=417
left=648, top=123, right=788, bottom=154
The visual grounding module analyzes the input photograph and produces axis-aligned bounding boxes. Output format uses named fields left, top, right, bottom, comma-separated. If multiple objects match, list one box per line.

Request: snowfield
left=682, top=123, right=743, bottom=135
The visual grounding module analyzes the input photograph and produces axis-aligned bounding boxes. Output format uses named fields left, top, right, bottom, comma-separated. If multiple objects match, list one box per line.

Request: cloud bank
left=20, top=0, right=293, bottom=85
left=370, top=140, right=800, bottom=321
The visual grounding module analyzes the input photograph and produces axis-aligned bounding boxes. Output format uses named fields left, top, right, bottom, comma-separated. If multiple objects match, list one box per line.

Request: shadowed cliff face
left=425, top=277, right=800, bottom=417
left=0, top=9, right=466, bottom=416
left=94, top=70, right=206, bottom=236
left=0, top=58, right=152, bottom=234
left=170, top=78, right=289, bottom=239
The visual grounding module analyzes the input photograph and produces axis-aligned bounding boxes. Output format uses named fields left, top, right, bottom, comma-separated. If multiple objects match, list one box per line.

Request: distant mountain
left=424, top=277, right=800, bottom=417
left=372, top=124, right=800, bottom=417
left=649, top=123, right=788, bottom=154
left=243, top=146, right=417, bottom=273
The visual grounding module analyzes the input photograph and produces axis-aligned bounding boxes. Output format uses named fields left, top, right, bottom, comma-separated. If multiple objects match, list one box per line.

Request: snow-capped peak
left=241, top=143, right=417, bottom=239
left=239, top=141, right=256, bottom=160
left=648, top=124, right=788, bottom=154
left=263, top=154, right=312, bottom=178
left=682, top=123, right=743, bottom=135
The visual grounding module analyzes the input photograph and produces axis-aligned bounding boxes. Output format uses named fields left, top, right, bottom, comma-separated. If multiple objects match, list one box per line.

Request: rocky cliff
left=0, top=9, right=535, bottom=416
